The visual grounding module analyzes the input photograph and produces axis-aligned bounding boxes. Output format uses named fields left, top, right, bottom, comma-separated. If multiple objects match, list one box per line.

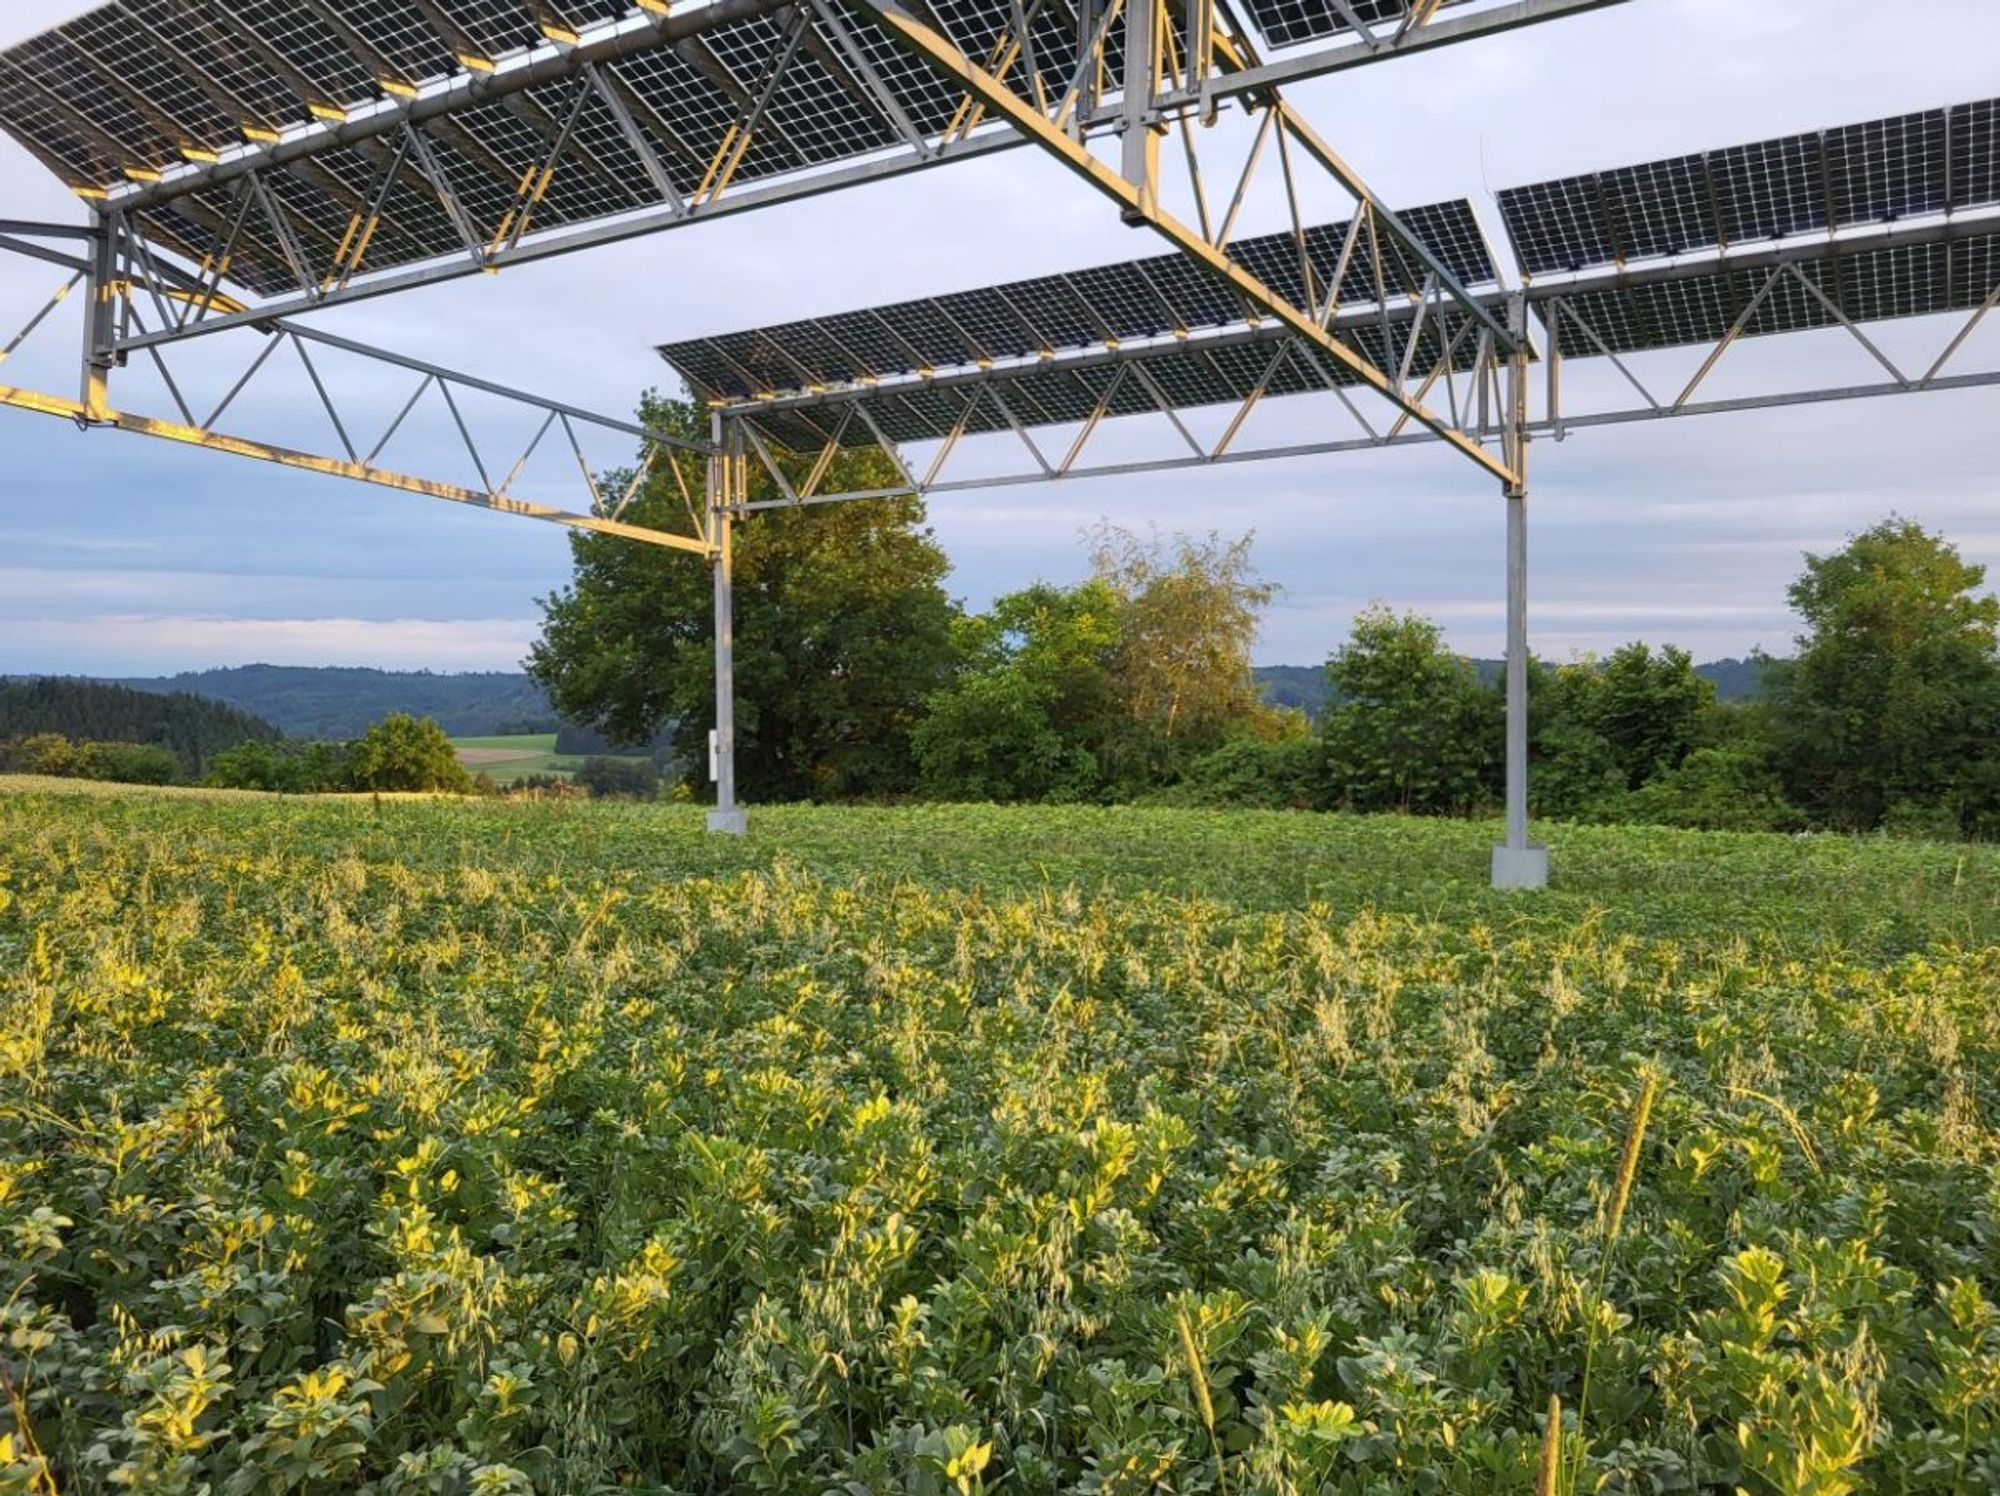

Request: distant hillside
left=1256, top=655, right=1769, bottom=720
left=1, top=677, right=280, bottom=772
left=113, top=665, right=556, bottom=740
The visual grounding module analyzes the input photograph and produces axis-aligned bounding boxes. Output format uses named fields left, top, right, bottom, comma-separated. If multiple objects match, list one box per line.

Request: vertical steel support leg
left=80, top=214, right=117, bottom=421
left=707, top=415, right=748, bottom=835
left=1119, top=0, right=1161, bottom=223
left=1493, top=294, right=1547, bottom=890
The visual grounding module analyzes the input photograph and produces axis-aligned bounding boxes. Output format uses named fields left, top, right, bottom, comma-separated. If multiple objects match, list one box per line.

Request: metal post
left=79, top=213, right=117, bottom=420
left=707, top=414, right=748, bottom=834
left=1492, top=292, right=1548, bottom=890
left=1119, top=0, right=1161, bottom=223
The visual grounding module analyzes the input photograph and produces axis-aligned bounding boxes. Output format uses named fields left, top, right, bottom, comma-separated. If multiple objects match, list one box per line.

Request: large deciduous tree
left=1767, top=517, right=2000, bottom=831
left=1318, top=605, right=1497, bottom=815
left=1089, top=524, right=1284, bottom=781
left=527, top=395, right=959, bottom=802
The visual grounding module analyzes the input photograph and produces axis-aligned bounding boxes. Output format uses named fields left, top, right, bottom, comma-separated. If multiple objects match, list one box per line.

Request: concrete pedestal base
left=706, top=808, right=749, bottom=836
left=1491, top=843, right=1549, bottom=890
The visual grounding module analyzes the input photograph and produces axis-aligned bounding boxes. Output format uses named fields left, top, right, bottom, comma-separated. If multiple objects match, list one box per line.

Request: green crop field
left=449, top=733, right=654, bottom=785
left=2, top=784, right=1996, bottom=1493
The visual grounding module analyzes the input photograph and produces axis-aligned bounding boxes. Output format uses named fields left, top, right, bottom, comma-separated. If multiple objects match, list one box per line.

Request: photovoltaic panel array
left=1499, top=99, right=2000, bottom=362
left=1541, top=233, right=2000, bottom=359
left=0, top=0, right=1145, bottom=297
left=660, top=198, right=1497, bottom=399
left=1498, top=100, right=1999, bottom=276
left=734, top=313, right=1489, bottom=450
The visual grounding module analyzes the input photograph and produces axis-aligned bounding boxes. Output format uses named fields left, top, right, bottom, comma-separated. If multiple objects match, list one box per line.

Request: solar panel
left=1503, top=102, right=2000, bottom=280
left=1235, top=0, right=1472, bottom=51
left=1536, top=232, right=2000, bottom=357
left=732, top=312, right=1475, bottom=452
left=0, top=0, right=1148, bottom=293
left=661, top=198, right=1497, bottom=399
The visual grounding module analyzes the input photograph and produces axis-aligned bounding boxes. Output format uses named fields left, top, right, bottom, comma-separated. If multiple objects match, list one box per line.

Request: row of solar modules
left=730, top=226, right=2000, bottom=449
left=0, top=0, right=1147, bottom=296
left=1499, top=99, right=2000, bottom=275
left=743, top=305, right=1490, bottom=448
left=662, top=199, right=1493, bottom=398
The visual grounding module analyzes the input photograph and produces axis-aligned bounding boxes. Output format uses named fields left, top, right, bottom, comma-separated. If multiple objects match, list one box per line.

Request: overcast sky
left=2, top=0, right=1996, bottom=675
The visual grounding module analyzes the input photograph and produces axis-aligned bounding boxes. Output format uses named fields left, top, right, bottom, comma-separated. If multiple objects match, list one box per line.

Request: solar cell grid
left=863, top=298, right=986, bottom=368
left=931, top=286, right=1041, bottom=360
left=999, top=272, right=1116, bottom=349
left=425, top=0, right=550, bottom=60
left=12, top=32, right=183, bottom=172
left=0, top=61, right=116, bottom=182
left=810, top=310, right=918, bottom=376
left=1708, top=133, right=1824, bottom=242
left=1131, top=251, right=1246, bottom=329
left=328, top=0, right=463, bottom=85
left=817, top=9, right=966, bottom=138
left=118, top=0, right=311, bottom=133
left=1498, top=176, right=1615, bottom=277
left=1837, top=241, right=1948, bottom=323
left=57, top=10, right=242, bottom=156
left=1951, top=100, right=2000, bottom=210
left=1825, top=111, right=1948, bottom=225
left=1084, top=260, right=1184, bottom=336
left=518, top=76, right=661, bottom=205
left=1237, top=0, right=1470, bottom=50
left=701, top=12, right=894, bottom=166
left=228, top=0, right=383, bottom=107
left=1597, top=154, right=1712, bottom=262
left=449, top=96, right=621, bottom=226
left=1949, top=232, right=2000, bottom=306
left=609, top=41, right=793, bottom=190
left=709, top=327, right=820, bottom=391
left=1389, top=199, right=1497, bottom=288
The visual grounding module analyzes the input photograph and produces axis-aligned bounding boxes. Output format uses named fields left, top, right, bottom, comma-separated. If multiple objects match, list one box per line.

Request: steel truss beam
left=725, top=276, right=2000, bottom=506
left=0, top=221, right=714, bottom=555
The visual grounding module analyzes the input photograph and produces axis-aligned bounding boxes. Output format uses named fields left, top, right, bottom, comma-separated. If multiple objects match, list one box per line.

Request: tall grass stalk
left=1570, top=1065, right=1660, bottom=1494
left=1175, top=1305, right=1229, bottom=1496
left=1538, top=1394, right=1563, bottom=1496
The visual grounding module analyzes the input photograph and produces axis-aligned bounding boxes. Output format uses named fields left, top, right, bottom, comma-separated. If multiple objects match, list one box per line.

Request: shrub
left=1623, top=746, right=1803, bottom=832
left=1168, top=737, right=1317, bottom=809
left=345, top=714, right=472, bottom=794
left=574, top=756, right=660, bottom=799
left=74, top=741, right=180, bottom=785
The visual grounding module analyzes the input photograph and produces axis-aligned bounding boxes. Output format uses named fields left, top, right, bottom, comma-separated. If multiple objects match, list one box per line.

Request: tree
left=1317, top=606, right=1497, bottom=815
left=1088, top=525, right=1282, bottom=775
left=1766, top=518, right=2000, bottom=830
left=75, top=741, right=180, bottom=785
left=913, top=581, right=1122, bottom=802
left=529, top=395, right=959, bottom=802
left=1589, top=643, right=1715, bottom=789
left=345, top=714, right=472, bottom=794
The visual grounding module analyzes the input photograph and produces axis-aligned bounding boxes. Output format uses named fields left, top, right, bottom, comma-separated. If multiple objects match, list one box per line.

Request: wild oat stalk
left=1571, top=1065, right=1662, bottom=1495
left=1175, top=1305, right=1229, bottom=1496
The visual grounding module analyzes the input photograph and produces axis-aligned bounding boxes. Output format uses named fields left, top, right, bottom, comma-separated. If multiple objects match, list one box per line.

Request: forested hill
left=1255, top=656, right=1769, bottom=719
left=0, top=678, right=280, bottom=771
left=111, top=665, right=555, bottom=740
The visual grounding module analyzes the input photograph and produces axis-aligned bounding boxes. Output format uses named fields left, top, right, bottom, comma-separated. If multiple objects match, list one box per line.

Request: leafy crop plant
left=0, top=789, right=1996, bottom=1492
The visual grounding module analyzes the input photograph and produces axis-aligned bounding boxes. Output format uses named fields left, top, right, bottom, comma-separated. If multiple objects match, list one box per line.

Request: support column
left=706, top=415, right=748, bottom=835
left=1492, top=293, right=1548, bottom=890
left=79, top=213, right=117, bottom=421
left=1119, top=0, right=1161, bottom=223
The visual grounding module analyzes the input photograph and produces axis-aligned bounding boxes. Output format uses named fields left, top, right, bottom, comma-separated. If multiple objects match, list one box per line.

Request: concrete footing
left=1491, top=843, right=1549, bottom=890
